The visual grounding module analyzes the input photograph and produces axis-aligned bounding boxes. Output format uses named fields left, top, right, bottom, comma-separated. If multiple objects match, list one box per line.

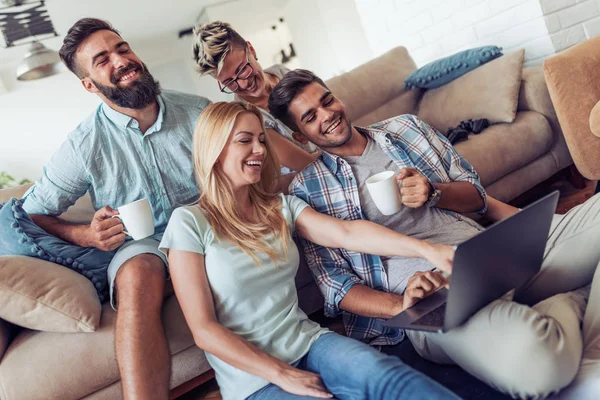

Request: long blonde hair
left=193, top=101, right=290, bottom=265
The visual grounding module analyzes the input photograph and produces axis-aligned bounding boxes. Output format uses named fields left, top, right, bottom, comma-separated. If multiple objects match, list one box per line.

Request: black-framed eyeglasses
left=218, top=47, right=253, bottom=94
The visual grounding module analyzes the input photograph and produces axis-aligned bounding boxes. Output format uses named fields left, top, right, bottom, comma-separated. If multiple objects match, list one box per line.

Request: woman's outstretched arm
left=295, top=207, right=454, bottom=273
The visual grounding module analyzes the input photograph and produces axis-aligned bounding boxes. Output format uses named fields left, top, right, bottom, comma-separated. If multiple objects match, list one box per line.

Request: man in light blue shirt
left=22, top=18, right=210, bottom=399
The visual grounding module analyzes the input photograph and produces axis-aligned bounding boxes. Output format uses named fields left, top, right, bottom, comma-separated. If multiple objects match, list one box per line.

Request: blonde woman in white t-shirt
left=159, top=101, right=460, bottom=400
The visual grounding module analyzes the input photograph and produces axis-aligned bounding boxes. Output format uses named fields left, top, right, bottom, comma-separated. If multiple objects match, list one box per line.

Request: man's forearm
left=435, top=181, right=484, bottom=212
left=29, top=214, right=90, bottom=247
left=339, top=284, right=404, bottom=319
left=485, top=197, right=519, bottom=221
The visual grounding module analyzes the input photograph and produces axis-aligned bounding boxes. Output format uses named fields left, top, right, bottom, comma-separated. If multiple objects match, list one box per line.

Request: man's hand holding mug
left=81, top=198, right=155, bottom=251
left=396, top=168, right=431, bottom=208
left=83, top=206, right=126, bottom=251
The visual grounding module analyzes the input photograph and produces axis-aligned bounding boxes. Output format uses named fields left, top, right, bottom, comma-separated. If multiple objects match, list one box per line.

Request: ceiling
left=0, top=0, right=231, bottom=64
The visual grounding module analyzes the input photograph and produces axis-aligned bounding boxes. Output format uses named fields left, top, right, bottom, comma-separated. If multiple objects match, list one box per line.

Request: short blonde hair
left=193, top=101, right=289, bottom=266
left=192, top=21, right=246, bottom=75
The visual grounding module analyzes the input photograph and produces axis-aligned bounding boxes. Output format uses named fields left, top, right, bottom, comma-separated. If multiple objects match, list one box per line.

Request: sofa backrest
left=326, top=46, right=423, bottom=127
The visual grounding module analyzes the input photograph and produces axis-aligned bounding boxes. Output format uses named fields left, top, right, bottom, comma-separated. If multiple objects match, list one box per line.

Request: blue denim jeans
left=247, top=332, right=458, bottom=400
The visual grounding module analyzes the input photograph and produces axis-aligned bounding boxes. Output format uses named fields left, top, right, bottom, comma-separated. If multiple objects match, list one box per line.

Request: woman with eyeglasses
left=192, top=21, right=319, bottom=191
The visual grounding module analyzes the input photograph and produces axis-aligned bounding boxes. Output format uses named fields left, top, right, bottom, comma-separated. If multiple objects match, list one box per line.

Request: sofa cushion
left=353, top=93, right=424, bottom=127
left=418, top=49, right=525, bottom=133
left=327, top=46, right=421, bottom=124
left=404, top=46, right=503, bottom=89
left=454, top=111, right=553, bottom=187
left=0, top=255, right=101, bottom=332
left=0, top=296, right=205, bottom=400
left=0, top=198, right=115, bottom=301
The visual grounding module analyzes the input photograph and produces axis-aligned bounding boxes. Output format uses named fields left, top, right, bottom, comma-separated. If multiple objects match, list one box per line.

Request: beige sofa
left=0, top=46, right=569, bottom=399
left=328, top=46, right=571, bottom=203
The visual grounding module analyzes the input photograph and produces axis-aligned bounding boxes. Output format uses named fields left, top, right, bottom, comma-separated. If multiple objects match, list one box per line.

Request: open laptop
left=384, top=190, right=559, bottom=333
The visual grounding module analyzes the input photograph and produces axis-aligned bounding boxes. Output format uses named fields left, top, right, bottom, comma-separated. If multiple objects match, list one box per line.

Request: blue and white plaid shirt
left=290, top=114, right=487, bottom=346
left=23, top=90, right=211, bottom=238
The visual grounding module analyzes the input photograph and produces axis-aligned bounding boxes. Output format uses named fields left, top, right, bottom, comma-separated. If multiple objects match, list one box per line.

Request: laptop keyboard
left=410, top=302, right=447, bottom=328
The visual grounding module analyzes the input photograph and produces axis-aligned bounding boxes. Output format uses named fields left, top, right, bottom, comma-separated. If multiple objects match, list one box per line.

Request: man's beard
left=92, top=62, right=161, bottom=110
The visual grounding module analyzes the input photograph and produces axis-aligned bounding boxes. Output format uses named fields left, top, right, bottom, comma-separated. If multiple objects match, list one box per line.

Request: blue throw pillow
left=404, top=46, right=503, bottom=90
left=0, top=198, right=116, bottom=303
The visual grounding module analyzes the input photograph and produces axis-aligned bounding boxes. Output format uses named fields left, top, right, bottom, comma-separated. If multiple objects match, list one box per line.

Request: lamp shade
left=16, top=41, right=62, bottom=81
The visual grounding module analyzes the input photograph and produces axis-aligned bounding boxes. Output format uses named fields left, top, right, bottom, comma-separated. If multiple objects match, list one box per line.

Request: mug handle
left=111, top=215, right=131, bottom=237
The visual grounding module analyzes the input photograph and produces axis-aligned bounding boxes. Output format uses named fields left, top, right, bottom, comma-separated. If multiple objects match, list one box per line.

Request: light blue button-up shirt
left=23, top=90, right=211, bottom=238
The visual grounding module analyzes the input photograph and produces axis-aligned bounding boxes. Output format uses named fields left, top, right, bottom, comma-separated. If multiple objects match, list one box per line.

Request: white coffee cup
left=366, top=171, right=403, bottom=215
left=113, top=198, right=155, bottom=240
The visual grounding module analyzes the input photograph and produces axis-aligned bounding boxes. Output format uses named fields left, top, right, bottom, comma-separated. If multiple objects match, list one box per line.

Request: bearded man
left=22, top=18, right=210, bottom=399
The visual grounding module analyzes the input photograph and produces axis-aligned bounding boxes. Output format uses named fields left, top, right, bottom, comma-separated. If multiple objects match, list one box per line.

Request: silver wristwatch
left=426, top=181, right=442, bottom=207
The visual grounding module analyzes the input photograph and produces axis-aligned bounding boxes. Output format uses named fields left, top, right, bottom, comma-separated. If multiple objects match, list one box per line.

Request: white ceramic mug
left=113, top=198, right=155, bottom=240
left=366, top=171, right=403, bottom=215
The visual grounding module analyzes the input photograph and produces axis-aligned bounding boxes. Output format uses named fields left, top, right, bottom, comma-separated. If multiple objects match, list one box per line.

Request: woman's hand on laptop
left=402, top=271, right=449, bottom=310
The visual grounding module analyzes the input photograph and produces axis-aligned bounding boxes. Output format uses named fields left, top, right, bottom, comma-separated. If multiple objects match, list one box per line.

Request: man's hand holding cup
left=397, top=168, right=431, bottom=208
left=83, top=206, right=126, bottom=251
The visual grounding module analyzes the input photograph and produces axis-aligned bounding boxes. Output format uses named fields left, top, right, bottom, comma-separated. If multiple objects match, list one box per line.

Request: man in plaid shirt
left=268, top=69, right=598, bottom=398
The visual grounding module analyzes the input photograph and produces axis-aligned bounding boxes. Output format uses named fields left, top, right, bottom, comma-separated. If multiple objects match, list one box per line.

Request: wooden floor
left=175, top=178, right=598, bottom=400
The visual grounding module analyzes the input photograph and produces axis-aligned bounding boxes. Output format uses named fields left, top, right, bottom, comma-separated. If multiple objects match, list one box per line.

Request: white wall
left=284, top=0, right=373, bottom=80
left=354, top=0, right=600, bottom=68
left=0, top=63, right=100, bottom=182
left=355, top=0, right=554, bottom=66
left=541, top=0, right=600, bottom=52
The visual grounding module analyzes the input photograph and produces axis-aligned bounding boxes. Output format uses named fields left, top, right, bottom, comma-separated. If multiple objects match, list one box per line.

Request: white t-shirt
left=159, top=194, right=328, bottom=400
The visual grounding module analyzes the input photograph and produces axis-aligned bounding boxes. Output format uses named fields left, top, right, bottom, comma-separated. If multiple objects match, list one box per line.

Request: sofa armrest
left=0, top=183, right=95, bottom=223
left=543, top=36, right=600, bottom=179
left=0, top=184, right=31, bottom=203
left=518, top=67, right=560, bottom=135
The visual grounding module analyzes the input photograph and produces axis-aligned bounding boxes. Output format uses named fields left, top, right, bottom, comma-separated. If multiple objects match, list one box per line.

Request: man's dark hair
left=59, top=18, right=121, bottom=78
left=268, top=69, right=329, bottom=131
